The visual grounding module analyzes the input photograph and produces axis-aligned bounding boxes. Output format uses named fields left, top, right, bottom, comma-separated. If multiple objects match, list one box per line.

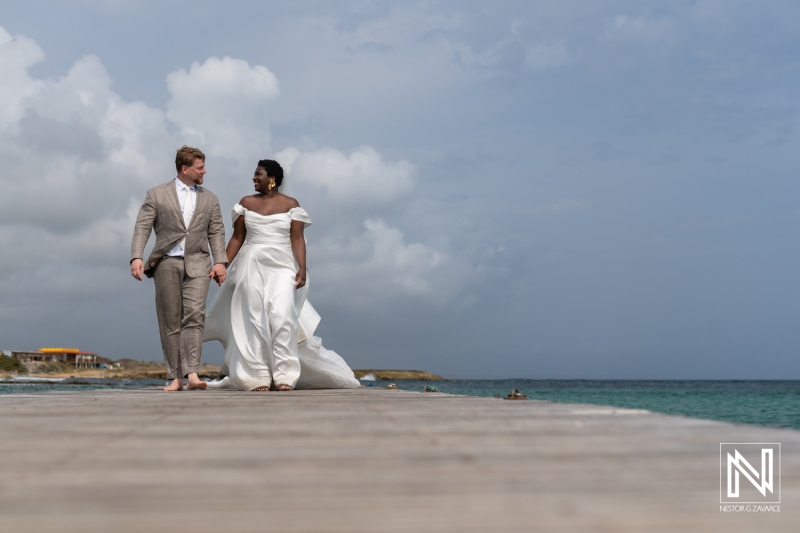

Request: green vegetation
left=0, top=355, right=26, bottom=373
left=38, top=361, right=76, bottom=374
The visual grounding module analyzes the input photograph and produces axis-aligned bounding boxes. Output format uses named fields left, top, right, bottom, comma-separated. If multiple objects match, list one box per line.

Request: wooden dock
left=0, top=388, right=797, bottom=532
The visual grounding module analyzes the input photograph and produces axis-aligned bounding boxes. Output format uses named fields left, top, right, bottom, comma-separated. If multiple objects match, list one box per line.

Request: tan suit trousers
left=153, top=257, right=210, bottom=379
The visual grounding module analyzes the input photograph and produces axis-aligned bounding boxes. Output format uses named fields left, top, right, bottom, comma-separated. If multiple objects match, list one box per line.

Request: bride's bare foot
left=164, top=379, right=183, bottom=392
left=186, top=373, right=208, bottom=390
left=277, top=384, right=293, bottom=391
left=252, top=386, right=270, bottom=392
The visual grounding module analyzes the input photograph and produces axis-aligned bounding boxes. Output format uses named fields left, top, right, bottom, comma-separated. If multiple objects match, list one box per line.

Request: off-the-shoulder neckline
left=235, top=203, right=304, bottom=218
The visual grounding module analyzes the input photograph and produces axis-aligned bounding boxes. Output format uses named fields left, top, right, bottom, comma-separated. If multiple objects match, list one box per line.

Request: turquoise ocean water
left=1, top=378, right=798, bottom=430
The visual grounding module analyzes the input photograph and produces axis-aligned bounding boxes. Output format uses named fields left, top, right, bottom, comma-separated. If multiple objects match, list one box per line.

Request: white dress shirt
left=166, top=178, right=197, bottom=257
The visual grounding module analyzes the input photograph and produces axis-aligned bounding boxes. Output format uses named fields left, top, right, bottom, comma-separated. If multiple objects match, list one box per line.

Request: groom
left=130, top=146, right=228, bottom=391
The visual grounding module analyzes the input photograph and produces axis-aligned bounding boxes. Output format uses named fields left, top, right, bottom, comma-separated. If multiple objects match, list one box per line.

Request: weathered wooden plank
left=0, top=388, right=796, bottom=532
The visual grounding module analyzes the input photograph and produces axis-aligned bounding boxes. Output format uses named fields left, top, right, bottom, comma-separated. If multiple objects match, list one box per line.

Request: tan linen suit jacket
left=131, top=181, right=227, bottom=278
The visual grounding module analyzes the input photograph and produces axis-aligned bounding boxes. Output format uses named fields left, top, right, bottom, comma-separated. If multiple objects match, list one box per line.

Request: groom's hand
left=210, top=264, right=227, bottom=286
left=131, top=259, right=144, bottom=281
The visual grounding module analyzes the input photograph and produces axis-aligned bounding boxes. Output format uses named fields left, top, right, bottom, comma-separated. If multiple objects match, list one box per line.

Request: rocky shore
left=351, top=369, right=442, bottom=381
left=1, top=360, right=224, bottom=380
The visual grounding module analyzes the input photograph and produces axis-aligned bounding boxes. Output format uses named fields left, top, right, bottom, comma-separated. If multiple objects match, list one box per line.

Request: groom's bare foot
left=186, top=373, right=208, bottom=390
left=277, top=384, right=293, bottom=391
left=164, top=379, right=183, bottom=392
left=252, top=386, right=270, bottom=392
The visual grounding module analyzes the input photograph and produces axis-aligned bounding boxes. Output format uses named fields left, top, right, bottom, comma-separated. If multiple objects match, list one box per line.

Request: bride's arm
left=226, top=216, right=247, bottom=265
left=290, top=220, right=307, bottom=289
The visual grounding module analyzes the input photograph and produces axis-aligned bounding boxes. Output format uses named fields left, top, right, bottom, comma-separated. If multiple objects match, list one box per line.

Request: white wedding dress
left=203, top=204, right=361, bottom=390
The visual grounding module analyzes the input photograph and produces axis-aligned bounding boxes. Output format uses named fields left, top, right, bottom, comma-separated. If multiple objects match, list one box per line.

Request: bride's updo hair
left=258, top=159, right=284, bottom=187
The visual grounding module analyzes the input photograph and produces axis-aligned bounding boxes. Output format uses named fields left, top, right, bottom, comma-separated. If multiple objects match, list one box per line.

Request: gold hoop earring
left=268, top=177, right=276, bottom=191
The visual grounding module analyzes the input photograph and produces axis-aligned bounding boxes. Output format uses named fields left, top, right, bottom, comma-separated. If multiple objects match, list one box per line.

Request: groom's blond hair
left=175, top=146, right=205, bottom=172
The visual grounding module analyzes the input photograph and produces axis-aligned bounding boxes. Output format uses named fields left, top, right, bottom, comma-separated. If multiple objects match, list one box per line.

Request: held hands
left=210, top=264, right=227, bottom=286
left=132, top=259, right=227, bottom=285
left=131, top=259, right=144, bottom=281
left=295, top=267, right=307, bottom=289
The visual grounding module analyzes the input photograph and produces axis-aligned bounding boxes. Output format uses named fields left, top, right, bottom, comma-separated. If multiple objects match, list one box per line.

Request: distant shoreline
left=1, top=362, right=443, bottom=382
left=352, top=369, right=441, bottom=381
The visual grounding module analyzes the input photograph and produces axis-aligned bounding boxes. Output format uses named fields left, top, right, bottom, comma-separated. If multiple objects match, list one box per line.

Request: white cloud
left=0, top=53, right=171, bottom=232
left=268, top=143, right=482, bottom=307
left=277, top=145, right=414, bottom=207
left=310, top=217, right=452, bottom=305
left=167, top=56, right=280, bottom=161
left=0, top=26, right=44, bottom=129
left=0, top=25, right=478, bottom=334
left=32, top=55, right=115, bottom=123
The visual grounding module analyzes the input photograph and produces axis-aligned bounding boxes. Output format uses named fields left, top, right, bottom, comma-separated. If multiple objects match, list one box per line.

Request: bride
left=203, top=159, right=361, bottom=391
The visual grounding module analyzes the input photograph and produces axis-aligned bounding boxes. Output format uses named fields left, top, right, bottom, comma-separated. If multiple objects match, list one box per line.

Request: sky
left=0, top=0, right=798, bottom=379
